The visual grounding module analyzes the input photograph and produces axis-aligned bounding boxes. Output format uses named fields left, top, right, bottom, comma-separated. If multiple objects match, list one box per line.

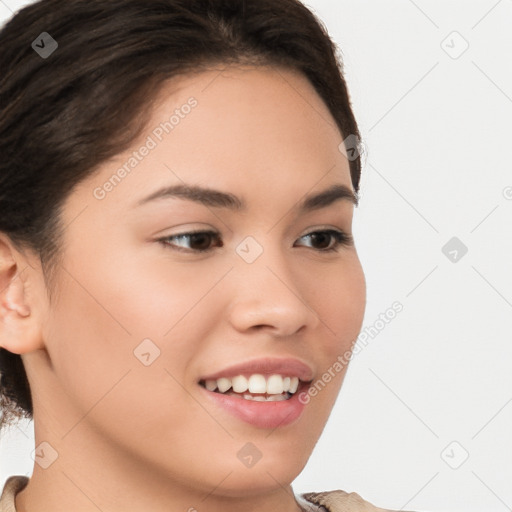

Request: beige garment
left=298, top=489, right=413, bottom=511
left=0, top=476, right=27, bottom=512
left=0, top=475, right=411, bottom=512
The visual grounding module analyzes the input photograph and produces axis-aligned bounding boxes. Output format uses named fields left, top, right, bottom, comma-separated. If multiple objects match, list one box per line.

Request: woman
left=0, top=1, right=413, bottom=510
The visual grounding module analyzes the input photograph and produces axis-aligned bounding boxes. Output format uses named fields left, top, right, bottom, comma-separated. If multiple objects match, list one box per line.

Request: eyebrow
left=134, top=182, right=358, bottom=212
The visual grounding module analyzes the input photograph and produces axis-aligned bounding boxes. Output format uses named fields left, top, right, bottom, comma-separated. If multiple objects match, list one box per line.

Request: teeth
left=201, top=373, right=302, bottom=396
left=218, top=390, right=289, bottom=402
left=232, top=375, right=248, bottom=393
left=248, top=374, right=267, bottom=393
left=265, top=394, right=288, bottom=401
left=249, top=395, right=266, bottom=401
left=217, top=377, right=231, bottom=393
left=266, top=374, right=284, bottom=394
left=240, top=392, right=289, bottom=401
left=205, top=379, right=217, bottom=391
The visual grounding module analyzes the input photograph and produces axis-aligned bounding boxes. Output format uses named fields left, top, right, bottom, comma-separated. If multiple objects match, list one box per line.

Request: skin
left=0, top=64, right=366, bottom=512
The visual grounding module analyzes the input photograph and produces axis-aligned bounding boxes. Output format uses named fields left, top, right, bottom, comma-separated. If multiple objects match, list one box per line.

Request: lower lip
left=199, top=383, right=308, bottom=429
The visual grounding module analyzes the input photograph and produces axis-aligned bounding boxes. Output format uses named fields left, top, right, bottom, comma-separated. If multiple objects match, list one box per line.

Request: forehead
left=67, top=64, right=353, bottom=220
left=144, top=63, right=347, bottom=165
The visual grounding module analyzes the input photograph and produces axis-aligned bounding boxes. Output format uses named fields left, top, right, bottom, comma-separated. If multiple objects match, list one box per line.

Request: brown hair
left=0, top=0, right=362, bottom=433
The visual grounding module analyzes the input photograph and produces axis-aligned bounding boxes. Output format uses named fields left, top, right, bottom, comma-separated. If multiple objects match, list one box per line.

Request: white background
left=1, top=1, right=511, bottom=511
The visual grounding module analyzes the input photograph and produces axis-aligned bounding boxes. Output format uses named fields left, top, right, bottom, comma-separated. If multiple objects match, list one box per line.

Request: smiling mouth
left=198, top=374, right=307, bottom=402
left=200, top=382, right=292, bottom=401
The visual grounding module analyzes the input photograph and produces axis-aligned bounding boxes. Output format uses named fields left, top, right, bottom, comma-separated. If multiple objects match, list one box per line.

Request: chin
left=204, top=444, right=308, bottom=497
left=208, top=465, right=302, bottom=498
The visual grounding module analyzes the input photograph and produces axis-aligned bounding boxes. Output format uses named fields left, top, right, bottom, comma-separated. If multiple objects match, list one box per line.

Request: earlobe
left=0, top=236, right=44, bottom=354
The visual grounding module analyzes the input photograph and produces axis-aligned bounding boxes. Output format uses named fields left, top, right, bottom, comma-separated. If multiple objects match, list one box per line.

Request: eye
left=157, top=229, right=353, bottom=254
left=295, top=229, right=353, bottom=252
left=158, top=230, right=222, bottom=253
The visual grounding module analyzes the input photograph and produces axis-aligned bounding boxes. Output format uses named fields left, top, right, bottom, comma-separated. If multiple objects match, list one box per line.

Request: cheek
left=310, top=255, right=366, bottom=353
left=286, top=256, right=366, bottom=421
left=61, top=233, right=222, bottom=342
left=42, top=251, right=206, bottom=421
left=43, top=261, right=212, bottom=459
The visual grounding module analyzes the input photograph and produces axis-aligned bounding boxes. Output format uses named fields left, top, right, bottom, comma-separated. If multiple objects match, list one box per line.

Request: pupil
left=192, top=233, right=211, bottom=250
left=312, top=233, right=329, bottom=249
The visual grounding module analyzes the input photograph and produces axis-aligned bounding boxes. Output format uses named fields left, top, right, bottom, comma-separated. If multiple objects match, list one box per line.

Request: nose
left=225, top=243, right=321, bottom=337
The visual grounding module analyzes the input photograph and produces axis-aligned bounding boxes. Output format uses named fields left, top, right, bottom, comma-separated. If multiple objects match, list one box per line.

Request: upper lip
left=199, top=357, right=314, bottom=383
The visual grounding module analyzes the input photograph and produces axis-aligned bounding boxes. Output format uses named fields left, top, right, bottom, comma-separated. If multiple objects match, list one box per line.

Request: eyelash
left=157, top=229, right=353, bottom=254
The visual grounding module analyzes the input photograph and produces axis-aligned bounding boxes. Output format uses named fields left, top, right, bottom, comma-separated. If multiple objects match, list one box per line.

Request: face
left=23, top=65, right=366, bottom=499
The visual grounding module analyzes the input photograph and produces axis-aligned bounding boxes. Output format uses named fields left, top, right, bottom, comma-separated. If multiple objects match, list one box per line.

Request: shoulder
left=298, top=489, right=416, bottom=512
left=0, top=475, right=29, bottom=512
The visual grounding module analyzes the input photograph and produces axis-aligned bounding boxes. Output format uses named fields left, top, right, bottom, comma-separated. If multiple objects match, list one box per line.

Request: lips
left=197, top=357, right=314, bottom=429
left=198, top=357, right=315, bottom=383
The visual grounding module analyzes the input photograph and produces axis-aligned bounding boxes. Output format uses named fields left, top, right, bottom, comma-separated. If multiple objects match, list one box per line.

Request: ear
left=0, top=234, right=45, bottom=354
